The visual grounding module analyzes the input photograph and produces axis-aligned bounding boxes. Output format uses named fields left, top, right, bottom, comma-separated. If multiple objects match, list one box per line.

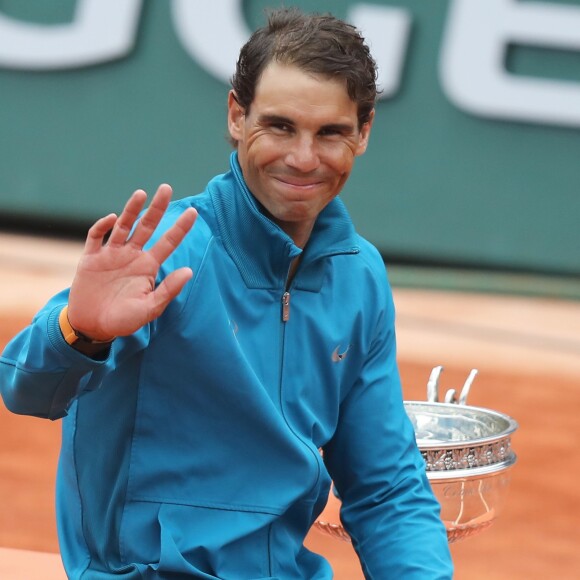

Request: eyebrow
left=320, top=122, right=356, bottom=134
left=258, top=114, right=294, bottom=126
left=258, top=114, right=355, bottom=134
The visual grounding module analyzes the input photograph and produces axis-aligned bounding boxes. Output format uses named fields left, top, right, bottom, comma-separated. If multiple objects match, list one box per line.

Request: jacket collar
left=209, top=152, right=359, bottom=291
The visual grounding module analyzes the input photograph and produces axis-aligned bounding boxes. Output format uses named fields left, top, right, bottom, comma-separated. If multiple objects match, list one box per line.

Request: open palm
left=67, top=184, right=197, bottom=341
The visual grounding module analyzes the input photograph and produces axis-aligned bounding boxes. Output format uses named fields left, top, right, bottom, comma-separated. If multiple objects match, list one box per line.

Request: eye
left=271, top=122, right=292, bottom=134
left=318, top=127, right=346, bottom=138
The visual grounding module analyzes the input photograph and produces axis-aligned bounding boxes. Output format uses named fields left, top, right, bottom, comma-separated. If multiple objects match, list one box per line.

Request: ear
left=355, top=109, right=375, bottom=156
left=228, top=91, right=245, bottom=142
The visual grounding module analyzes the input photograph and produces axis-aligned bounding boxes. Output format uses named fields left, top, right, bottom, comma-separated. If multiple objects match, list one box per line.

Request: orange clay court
left=1, top=232, right=579, bottom=579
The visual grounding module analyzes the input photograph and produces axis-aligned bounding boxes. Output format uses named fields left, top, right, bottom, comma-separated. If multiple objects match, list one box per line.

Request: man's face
left=228, top=61, right=373, bottom=248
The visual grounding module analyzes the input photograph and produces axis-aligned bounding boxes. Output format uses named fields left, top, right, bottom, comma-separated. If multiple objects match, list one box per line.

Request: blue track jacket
left=1, top=153, right=452, bottom=579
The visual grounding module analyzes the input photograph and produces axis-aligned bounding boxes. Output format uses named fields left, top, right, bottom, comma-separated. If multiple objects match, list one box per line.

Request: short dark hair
left=231, top=8, right=378, bottom=128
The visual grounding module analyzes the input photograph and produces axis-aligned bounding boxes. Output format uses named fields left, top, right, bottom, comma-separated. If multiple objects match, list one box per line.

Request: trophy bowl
left=314, top=367, right=518, bottom=543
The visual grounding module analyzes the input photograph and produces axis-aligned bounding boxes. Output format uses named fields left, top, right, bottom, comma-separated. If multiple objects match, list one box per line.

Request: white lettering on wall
left=0, top=0, right=578, bottom=128
left=0, top=0, right=142, bottom=70
left=348, top=4, right=411, bottom=97
left=171, top=0, right=249, bottom=82
left=171, top=1, right=410, bottom=99
left=440, top=0, right=580, bottom=128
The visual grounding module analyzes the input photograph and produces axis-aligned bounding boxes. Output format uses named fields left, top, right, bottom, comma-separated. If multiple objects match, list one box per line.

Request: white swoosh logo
left=332, top=344, right=350, bottom=362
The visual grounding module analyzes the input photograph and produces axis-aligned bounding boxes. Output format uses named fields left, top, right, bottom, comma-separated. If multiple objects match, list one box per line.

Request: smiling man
left=228, top=60, right=373, bottom=249
left=0, top=8, right=452, bottom=579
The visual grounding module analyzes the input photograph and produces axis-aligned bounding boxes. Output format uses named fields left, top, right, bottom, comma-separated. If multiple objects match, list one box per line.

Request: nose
left=285, top=134, right=320, bottom=173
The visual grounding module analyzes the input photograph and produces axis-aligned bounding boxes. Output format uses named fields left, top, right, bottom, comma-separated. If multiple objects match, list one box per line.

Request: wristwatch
left=59, top=306, right=115, bottom=353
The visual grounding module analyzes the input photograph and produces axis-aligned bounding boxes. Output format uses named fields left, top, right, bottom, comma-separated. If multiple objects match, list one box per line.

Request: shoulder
left=349, top=234, right=397, bottom=329
left=354, top=234, right=385, bottom=268
left=352, top=235, right=391, bottom=289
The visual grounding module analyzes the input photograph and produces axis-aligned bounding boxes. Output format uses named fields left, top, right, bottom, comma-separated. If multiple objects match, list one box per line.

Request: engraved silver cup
left=314, top=367, right=518, bottom=543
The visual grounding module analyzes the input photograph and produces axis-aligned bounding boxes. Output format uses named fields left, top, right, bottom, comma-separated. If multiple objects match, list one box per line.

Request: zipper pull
left=281, top=291, right=291, bottom=322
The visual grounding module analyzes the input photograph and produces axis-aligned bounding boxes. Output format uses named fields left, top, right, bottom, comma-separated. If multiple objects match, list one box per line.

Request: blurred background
left=1, top=0, right=579, bottom=279
left=1, top=1, right=579, bottom=578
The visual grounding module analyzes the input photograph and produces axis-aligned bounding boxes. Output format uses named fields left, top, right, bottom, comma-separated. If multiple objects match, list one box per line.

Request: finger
left=148, top=267, right=194, bottom=319
left=84, top=213, right=118, bottom=254
left=126, top=184, right=173, bottom=249
left=107, top=189, right=148, bottom=247
left=148, top=207, right=198, bottom=266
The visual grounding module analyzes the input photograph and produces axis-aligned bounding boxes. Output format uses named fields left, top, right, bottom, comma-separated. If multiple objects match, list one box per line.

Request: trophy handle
left=426, top=367, right=478, bottom=406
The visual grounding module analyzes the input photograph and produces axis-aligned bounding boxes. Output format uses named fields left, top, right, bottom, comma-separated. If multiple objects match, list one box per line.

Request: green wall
left=1, top=0, right=579, bottom=274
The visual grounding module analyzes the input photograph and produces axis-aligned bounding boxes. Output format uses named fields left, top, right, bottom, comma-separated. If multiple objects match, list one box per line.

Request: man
left=1, top=8, right=453, bottom=579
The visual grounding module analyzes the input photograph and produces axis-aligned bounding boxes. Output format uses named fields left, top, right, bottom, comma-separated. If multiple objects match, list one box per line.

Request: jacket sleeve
left=0, top=202, right=200, bottom=422
left=0, top=289, right=149, bottom=421
left=323, top=284, right=453, bottom=579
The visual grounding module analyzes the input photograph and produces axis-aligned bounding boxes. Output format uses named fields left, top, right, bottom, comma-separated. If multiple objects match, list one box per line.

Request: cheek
left=326, top=146, right=356, bottom=177
left=246, top=139, right=283, bottom=171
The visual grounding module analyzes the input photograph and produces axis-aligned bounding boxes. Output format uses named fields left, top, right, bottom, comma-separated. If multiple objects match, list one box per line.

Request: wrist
left=58, top=305, right=116, bottom=354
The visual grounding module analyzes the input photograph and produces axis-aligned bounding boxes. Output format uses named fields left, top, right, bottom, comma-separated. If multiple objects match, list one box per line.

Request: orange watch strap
left=58, top=305, right=115, bottom=345
left=59, top=305, right=80, bottom=345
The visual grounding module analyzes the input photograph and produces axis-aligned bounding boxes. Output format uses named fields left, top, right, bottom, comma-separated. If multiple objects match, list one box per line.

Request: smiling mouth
left=273, top=176, right=324, bottom=189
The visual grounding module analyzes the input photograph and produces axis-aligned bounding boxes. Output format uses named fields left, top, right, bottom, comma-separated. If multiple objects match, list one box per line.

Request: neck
left=286, top=256, right=302, bottom=287
left=275, top=219, right=314, bottom=250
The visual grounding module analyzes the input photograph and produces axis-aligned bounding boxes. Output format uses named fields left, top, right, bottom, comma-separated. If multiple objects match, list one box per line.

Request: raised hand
left=67, top=184, right=197, bottom=341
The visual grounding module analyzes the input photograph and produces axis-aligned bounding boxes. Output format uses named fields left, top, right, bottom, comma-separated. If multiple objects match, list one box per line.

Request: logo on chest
left=331, top=344, right=351, bottom=362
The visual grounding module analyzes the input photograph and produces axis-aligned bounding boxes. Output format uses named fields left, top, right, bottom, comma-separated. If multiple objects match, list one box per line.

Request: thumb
left=149, top=268, right=194, bottom=319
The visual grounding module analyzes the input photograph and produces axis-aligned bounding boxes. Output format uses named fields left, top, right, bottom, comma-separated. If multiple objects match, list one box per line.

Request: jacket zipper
left=277, top=270, right=321, bottom=486
left=281, top=291, right=291, bottom=322
left=279, top=248, right=358, bottom=324
left=281, top=254, right=300, bottom=322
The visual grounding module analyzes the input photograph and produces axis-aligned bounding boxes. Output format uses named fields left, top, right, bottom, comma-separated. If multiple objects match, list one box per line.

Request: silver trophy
left=315, top=366, right=518, bottom=543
